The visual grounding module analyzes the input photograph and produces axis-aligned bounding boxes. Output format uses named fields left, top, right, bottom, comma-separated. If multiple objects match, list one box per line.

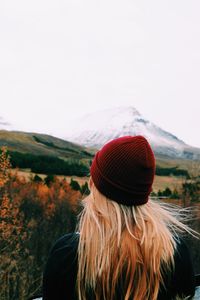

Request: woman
left=43, top=135, right=196, bottom=300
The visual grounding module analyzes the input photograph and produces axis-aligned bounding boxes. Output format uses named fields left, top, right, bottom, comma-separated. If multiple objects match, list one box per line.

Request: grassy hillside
left=0, top=130, right=93, bottom=160
left=156, top=154, right=200, bottom=176
left=0, top=130, right=94, bottom=176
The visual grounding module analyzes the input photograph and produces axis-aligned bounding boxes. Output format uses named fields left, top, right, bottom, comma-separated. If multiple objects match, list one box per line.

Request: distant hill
left=65, top=106, right=200, bottom=160
left=0, top=130, right=93, bottom=160
left=0, top=130, right=94, bottom=176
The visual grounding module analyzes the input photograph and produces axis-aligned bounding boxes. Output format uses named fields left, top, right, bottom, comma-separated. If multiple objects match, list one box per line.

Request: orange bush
left=0, top=148, right=81, bottom=300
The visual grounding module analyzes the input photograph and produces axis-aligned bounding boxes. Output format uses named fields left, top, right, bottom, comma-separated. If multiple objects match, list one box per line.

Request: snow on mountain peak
left=65, top=106, right=199, bottom=159
left=72, top=106, right=141, bottom=132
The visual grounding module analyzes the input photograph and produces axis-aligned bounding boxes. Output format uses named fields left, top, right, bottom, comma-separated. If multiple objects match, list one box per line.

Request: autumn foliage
left=0, top=147, right=81, bottom=300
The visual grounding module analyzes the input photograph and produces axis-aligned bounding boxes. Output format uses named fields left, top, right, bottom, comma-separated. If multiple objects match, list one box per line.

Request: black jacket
left=43, top=233, right=195, bottom=300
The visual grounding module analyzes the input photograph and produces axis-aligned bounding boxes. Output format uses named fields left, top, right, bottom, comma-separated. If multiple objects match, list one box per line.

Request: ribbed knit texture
left=90, top=135, right=155, bottom=206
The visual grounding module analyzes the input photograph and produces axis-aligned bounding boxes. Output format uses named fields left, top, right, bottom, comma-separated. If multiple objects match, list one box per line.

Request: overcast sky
left=0, top=0, right=200, bottom=147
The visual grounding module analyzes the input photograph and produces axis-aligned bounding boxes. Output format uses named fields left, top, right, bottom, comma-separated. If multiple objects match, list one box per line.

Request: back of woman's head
left=77, top=136, right=193, bottom=300
left=90, top=135, right=155, bottom=206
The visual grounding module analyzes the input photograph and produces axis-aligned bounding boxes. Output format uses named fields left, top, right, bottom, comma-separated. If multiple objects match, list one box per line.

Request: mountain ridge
left=65, top=106, right=200, bottom=160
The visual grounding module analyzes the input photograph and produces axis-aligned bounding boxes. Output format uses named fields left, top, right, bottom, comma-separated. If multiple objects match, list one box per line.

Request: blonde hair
left=76, top=183, right=196, bottom=300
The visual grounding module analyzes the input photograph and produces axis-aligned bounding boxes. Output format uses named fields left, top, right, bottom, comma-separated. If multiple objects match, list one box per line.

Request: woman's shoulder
left=172, top=236, right=195, bottom=298
left=44, top=232, right=79, bottom=278
left=43, top=232, right=79, bottom=299
left=174, top=236, right=194, bottom=269
left=158, top=236, right=195, bottom=299
left=49, top=232, right=79, bottom=255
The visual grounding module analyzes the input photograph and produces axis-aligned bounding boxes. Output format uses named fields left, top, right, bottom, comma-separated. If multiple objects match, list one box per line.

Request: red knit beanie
left=90, top=136, right=155, bottom=206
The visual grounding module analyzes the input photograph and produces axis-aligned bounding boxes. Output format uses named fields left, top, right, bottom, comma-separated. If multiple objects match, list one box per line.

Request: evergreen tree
left=44, top=174, right=55, bottom=186
left=33, top=174, right=43, bottom=183
left=70, top=178, right=81, bottom=191
left=162, top=187, right=172, bottom=197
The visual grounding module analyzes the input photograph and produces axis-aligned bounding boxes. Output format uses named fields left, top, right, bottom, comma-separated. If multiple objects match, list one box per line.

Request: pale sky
left=0, top=0, right=200, bottom=147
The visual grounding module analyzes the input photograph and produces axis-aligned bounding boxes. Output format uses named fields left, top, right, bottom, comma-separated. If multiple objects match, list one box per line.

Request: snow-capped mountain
left=66, top=107, right=200, bottom=160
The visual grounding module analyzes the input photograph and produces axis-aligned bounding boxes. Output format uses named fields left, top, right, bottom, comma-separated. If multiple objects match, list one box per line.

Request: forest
left=6, top=150, right=191, bottom=178
left=9, top=151, right=90, bottom=176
